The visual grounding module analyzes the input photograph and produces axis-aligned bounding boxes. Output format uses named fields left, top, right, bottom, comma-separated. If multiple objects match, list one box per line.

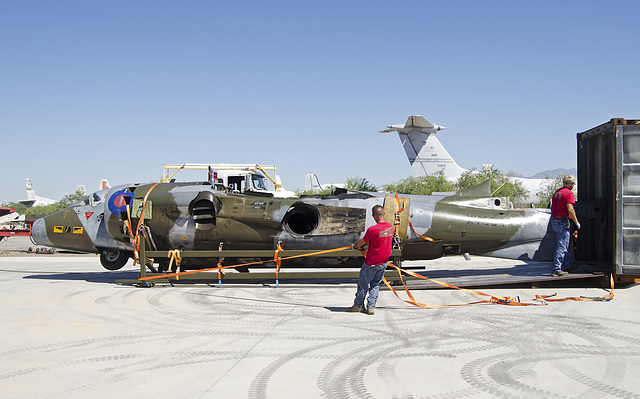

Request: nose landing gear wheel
left=100, top=248, right=130, bottom=270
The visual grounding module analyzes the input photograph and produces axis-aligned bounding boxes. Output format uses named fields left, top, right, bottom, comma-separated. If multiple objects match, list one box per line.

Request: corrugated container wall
left=577, top=119, right=640, bottom=276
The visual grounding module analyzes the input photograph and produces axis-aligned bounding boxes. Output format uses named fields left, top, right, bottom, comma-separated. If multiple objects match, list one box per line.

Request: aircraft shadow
left=23, top=270, right=140, bottom=284
left=19, top=261, right=611, bottom=289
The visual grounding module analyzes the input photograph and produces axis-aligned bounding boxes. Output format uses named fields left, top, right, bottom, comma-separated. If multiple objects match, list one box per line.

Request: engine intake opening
left=189, top=192, right=220, bottom=230
left=284, top=203, right=319, bottom=235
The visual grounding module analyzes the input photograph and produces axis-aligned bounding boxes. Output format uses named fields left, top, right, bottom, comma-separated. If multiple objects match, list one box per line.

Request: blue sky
left=2, top=1, right=638, bottom=203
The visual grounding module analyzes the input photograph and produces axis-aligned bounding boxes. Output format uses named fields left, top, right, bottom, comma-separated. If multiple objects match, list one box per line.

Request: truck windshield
left=252, top=175, right=267, bottom=191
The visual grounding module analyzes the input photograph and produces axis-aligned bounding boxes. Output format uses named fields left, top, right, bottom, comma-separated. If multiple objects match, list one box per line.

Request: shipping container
left=577, top=118, right=640, bottom=278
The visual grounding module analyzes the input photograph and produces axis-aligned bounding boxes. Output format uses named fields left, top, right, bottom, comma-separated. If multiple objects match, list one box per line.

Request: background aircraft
left=0, top=207, right=28, bottom=241
left=0, top=207, right=25, bottom=224
left=18, top=178, right=57, bottom=207
left=304, top=173, right=345, bottom=193
left=31, top=179, right=554, bottom=271
left=381, top=115, right=553, bottom=205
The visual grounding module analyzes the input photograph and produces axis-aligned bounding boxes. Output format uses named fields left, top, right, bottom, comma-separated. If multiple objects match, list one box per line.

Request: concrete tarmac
left=1, top=238, right=640, bottom=398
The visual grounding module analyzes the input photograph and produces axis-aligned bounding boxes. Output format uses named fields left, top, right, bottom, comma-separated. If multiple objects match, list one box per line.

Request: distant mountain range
left=512, top=168, right=577, bottom=179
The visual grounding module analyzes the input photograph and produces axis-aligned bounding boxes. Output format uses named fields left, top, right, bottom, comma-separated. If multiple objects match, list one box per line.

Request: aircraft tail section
left=304, top=173, right=323, bottom=192
left=382, top=115, right=467, bottom=180
left=20, top=178, right=57, bottom=207
left=407, top=131, right=467, bottom=179
left=24, top=178, right=36, bottom=200
left=101, top=179, right=110, bottom=190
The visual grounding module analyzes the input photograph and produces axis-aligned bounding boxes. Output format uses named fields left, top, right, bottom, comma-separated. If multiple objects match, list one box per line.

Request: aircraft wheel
left=100, top=248, right=130, bottom=270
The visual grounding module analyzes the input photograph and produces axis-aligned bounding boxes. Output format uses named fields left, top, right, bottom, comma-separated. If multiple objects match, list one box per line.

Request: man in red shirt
left=550, top=175, right=581, bottom=276
left=346, top=205, right=394, bottom=315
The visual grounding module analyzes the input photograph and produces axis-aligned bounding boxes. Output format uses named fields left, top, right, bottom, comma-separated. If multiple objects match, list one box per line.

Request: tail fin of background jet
left=304, top=173, right=323, bottom=192
left=381, top=115, right=467, bottom=180
left=19, top=178, right=57, bottom=207
left=24, top=178, right=36, bottom=201
left=101, top=179, right=110, bottom=190
left=303, top=173, right=345, bottom=192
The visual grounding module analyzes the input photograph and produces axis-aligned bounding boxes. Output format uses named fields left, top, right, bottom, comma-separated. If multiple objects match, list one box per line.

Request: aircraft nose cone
left=31, top=218, right=52, bottom=247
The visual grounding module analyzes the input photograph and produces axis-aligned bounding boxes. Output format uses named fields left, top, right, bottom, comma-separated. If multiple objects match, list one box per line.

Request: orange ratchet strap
left=138, top=245, right=352, bottom=281
left=125, top=182, right=162, bottom=265
left=216, top=243, right=225, bottom=287
left=382, top=263, right=533, bottom=307
left=167, top=249, right=182, bottom=279
left=393, top=194, right=405, bottom=248
left=534, top=275, right=614, bottom=302
left=383, top=262, right=614, bottom=307
left=274, top=242, right=283, bottom=286
left=137, top=243, right=614, bottom=307
left=408, top=217, right=434, bottom=242
left=394, top=193, right=434, bottom=242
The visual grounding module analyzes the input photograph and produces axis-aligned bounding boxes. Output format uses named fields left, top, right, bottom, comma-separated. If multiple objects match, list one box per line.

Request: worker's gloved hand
left=575, top=220, right=581, bottom=230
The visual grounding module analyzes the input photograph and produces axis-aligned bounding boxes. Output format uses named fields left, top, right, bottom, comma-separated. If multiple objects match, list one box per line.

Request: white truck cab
left=162, top=163, right=296, bottom=197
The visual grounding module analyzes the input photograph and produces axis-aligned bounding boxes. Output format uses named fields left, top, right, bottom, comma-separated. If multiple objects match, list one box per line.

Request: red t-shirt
left=362, top=221, right=394, bottom=265
left=551, top=187, right=575, bottom=218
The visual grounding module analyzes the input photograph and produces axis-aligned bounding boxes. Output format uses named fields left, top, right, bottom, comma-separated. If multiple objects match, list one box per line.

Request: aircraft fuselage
left=31, top=181, right=554, bottom=270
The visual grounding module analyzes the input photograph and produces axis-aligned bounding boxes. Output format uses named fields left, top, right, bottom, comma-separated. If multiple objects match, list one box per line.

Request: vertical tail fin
left=381, top=115, right=467, bottom=179
left=304, top=173, right=323, bottom=192
left=24, top=178, right=36, bottom=200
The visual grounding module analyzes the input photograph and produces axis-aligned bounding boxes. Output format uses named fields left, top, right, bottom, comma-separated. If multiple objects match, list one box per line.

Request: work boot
left=346, top=306, right=363, bottom=313
left=364, top=308, right=374, bottom=315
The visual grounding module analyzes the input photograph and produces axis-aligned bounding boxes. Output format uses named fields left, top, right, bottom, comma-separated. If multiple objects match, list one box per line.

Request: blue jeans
left=353, top=262, right=388, bottom=309
left=551, top=217, right=571, bottom=273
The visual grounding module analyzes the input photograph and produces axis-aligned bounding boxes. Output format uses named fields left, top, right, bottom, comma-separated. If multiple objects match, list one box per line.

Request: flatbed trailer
left=116, top=236, right=407, bottom=286
left=0, top=220, right=33, bottom=239
left=0, top=229, right=31, bottom=238
left=115, top=236, right=607, bottom=288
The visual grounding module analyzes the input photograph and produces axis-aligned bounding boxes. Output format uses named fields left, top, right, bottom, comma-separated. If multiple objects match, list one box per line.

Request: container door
left=616, top=124, right=640, bottom=275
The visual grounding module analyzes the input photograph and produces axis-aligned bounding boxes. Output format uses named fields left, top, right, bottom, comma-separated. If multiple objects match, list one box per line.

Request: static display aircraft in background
left=17, top=178, right=108, bottom=208
left=304, top=173, right=345, bottom=193
left=18, top=178, right=57, bottom=207
left=381, top=115, right=552, bottom=204
left=31, top=177, right=554, bottom=271
left=0, top=207, right=29, bottom=241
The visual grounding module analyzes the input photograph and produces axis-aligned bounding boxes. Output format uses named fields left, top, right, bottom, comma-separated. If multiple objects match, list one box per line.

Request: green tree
left=295, top=187, right=335, bottom=197
left=344, top=176, right=377, bottom=192
left=57, top=191, right=87, bottom=208
left=6, top=190, right=88, bottom=219
left=3, top=202, right=28, bottom=214
left=296, top=176, right=377, bottom=196
left=534, top=175, right=574, bottom=208
left=455, top=166, right=529, bottom=205
left=383, top=171, right=456, bottom=195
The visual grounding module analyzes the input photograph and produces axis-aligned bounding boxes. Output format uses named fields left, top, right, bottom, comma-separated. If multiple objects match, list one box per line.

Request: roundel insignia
left=108, top=189, right=133, bottom=215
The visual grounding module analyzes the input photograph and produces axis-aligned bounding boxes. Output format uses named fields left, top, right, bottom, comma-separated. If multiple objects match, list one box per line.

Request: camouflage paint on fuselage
left=31, top=180, right=555, bottom=270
